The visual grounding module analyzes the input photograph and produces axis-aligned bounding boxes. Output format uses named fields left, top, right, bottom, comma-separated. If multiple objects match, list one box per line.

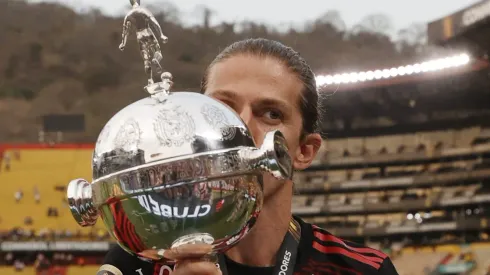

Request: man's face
left=204, top=54, right=306, bottom=198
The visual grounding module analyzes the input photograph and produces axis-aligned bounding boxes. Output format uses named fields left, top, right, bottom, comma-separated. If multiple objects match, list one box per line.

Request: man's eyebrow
left=207, top=90, right=238, bottom=100
left=210, top=90, right=293, bottom=111
left=255, top=98, right=292, bottom=111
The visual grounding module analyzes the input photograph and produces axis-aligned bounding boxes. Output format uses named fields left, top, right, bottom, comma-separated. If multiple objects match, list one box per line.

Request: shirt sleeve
left=378, top=257, right=400, bottom=275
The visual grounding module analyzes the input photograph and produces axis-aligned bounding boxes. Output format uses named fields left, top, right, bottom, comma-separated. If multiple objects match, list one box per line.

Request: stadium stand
left=0, top=264, right=99, bottom=275
left=293, top=126, right=490, bottom=274
left=0, top=145, right=109, bottom=274
left=0, top=145, right=107, bottom=237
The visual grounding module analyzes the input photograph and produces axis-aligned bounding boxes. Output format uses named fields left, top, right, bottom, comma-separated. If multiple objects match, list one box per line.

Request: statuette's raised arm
left=119, top=19, right=132, bottom=51
left=149, top=16, right=168, bottom=44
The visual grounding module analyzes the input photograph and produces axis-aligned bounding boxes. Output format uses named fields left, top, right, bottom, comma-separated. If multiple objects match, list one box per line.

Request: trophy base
left=145, top=76, right=173, bottom=103
left=171, top=233, right=215, bottom=248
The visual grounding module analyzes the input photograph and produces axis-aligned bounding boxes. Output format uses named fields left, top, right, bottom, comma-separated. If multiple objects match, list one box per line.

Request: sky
left=30, top=0, right=481, bottom=34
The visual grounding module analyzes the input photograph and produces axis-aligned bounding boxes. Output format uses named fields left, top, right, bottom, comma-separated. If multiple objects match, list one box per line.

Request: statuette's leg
left=144, top=61, right=153, bottom=85
left=139, top=43, right=153, bottom=84
left=152, top=51, right=163, bottom=70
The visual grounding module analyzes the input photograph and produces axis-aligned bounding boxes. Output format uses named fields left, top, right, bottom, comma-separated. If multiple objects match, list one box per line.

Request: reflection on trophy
left=66, top=0, right=293, bottom=262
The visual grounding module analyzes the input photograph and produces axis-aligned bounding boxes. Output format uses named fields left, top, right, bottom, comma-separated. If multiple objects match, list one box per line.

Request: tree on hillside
left=397, top=23, right=428, bottom=55
left=148, top=1, right=181, bottom=24
left=314, top=10, right=347, bottom=32
left=353, top=13, right=393, bottom=36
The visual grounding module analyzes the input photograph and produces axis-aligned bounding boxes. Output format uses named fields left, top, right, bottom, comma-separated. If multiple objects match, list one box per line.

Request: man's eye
left=264, top=110, right=283, bottom=120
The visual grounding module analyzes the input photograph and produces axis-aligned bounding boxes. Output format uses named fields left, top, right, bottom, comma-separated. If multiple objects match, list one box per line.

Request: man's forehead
left=205, top=56, right=303, bottom=109
left=207, top=89, right=294, bottom=112
left=208, top=55, right=293, bottom=84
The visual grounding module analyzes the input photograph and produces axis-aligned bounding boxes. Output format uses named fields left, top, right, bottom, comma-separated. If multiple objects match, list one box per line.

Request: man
left=99, top=38, right=399, bottom=275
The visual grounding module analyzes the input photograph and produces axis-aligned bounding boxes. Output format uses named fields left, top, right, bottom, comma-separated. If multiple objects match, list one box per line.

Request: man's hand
left=172, top=260, right=221, bottom=275
left=164, top=244, right=221, bottom=275
left=138, top=244, right=221, bottom=275
left=161, top=35, right=169, bottom=44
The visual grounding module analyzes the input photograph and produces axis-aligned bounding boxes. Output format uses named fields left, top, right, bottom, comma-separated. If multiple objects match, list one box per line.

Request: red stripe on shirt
left=312, top=242, right=381, bottom=269
left=313, top=227, right=387, bottom=260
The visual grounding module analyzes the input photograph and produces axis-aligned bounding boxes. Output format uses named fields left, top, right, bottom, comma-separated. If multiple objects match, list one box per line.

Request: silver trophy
left=66, top=0, right=293, bottom=260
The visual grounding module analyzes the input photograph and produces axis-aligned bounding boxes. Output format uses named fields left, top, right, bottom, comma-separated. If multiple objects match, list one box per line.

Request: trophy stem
left=170, top=233, right=219, bottom=265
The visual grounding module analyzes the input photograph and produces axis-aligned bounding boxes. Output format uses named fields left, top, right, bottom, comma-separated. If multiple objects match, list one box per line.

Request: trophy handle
left=237, top=130, right=293, bottom=180
left=67, top=178, right=99, bottom=227
left=258, top=130, right=294, bottom=180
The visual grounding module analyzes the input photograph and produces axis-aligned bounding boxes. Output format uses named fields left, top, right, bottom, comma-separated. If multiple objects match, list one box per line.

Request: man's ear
left=293, top=133, right=322, bottom=170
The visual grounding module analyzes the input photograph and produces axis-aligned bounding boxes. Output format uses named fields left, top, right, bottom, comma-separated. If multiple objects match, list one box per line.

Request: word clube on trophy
left=66, top=0, right=293, bottom=268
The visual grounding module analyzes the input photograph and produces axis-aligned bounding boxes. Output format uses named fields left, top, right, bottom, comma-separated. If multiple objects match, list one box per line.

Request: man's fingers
left=173, top=260, right=221, bottom=275
left=163, top=243, right=214, bottom=260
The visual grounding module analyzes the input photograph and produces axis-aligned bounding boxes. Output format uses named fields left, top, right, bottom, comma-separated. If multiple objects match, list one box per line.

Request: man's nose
left=237, top=107, right=261, bottom=145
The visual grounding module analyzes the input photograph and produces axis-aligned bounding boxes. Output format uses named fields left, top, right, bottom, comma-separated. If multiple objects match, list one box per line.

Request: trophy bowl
left=67, top=91, right=293, bottom=258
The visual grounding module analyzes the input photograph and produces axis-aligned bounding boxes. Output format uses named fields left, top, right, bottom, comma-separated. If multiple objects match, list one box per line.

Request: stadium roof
left=316, top=53, right=488, bottom=91
left=428, top=0, right=490, bottom=49
left=312, top=3, right=490, bottom=137
left=316, top=55, right=490, bottom=138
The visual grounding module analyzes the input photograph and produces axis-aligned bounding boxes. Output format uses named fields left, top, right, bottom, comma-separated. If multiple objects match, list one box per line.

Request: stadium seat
left=456, top=127, right=481, bottom=147
left=66, top=265, right=99, bottom=275
left=470, top=243, right=490, bottom=274
left=0, top=266, right=37, bottom=275
left=393, top=247, right=449, bottom=275
left=0, top=148, right=107, bottom=237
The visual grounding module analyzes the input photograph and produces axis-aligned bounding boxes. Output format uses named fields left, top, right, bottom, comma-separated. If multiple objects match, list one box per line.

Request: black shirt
left=100, top=217, right=399, bottom=275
